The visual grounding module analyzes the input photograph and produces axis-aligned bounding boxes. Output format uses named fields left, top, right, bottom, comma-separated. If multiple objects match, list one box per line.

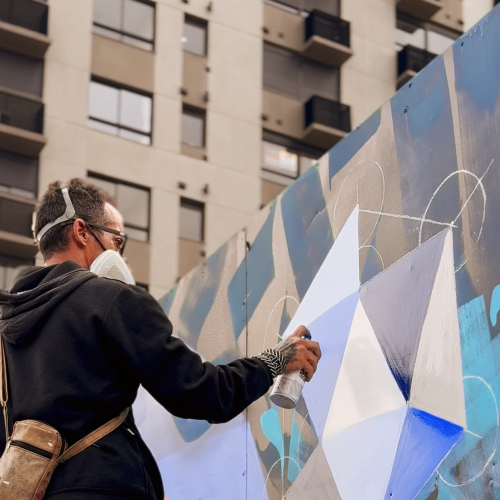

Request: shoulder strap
left=0, top=336, right=9, bottom=443
left=58, top=407, right=129, bottom=463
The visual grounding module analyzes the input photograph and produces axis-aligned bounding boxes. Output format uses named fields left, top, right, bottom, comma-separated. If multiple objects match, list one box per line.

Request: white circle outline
left=418, top=170, right=487, bottom=272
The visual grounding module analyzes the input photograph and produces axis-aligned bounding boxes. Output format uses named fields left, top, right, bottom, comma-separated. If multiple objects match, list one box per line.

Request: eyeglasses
left=60, top=219, right=128, bottom=255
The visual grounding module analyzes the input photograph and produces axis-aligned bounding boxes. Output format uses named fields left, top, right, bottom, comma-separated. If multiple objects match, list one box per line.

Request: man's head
left=34, top=179, right=126, bottom=268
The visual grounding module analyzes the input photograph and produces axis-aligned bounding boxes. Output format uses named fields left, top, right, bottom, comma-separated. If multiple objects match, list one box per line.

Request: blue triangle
left=302, top=292, right=359, bottom=440
left=384, top=408, right=463, bottom=500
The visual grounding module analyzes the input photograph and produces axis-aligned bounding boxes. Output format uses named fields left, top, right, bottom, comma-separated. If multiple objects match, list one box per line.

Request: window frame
left=181, top=105, right=206, bottom=149
left=263, top=43, right=340, bottom=103
left=179, top=197, right=205, bottom=243
left=183, top=14, right=208, bottom=56
left=88, top=78, right=154, bottom=145
left=87, top=172, right=151, bottom=242
left=261, top=130, right=322, bottom=180
left=92, top=0, right=156, bottom=51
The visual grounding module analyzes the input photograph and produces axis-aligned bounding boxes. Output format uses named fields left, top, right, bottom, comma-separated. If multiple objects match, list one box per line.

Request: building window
left=182, top=16, right=207, bottom=56
left=179, top=199, right=204, bottom=242
left=0, top=254, right=34, bottom=292
left=262, top=141, right=318, bottom=179
left=88, top=80, right=152, bottom=145
left=181, top=106, right=205, bottom=148
left=0, top=49, right=44, bottom=97
left=93, top=0, right=155, bottom=51
left=396, top=14, right=457, bottom=55
left=0, top=198, right=34, bottom=238
left=262, top=131, right=322, bottom=180
left=263, top=44, right=340, bottom=102
left=0, top=150, right=38, bottom=198
left=88, top=174, right=150, bottom=241
left=262, top=141, right=299, bottom=178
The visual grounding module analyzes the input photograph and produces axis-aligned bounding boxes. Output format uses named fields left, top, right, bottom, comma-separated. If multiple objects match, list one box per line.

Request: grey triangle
left=285, top=444, right=342, bottom=500
left=360, top=229, right=448, bottom=400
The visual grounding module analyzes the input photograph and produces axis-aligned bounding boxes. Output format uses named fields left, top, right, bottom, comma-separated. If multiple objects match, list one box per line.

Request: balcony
left=0, top=193, right=37, bottom=259
left=0, top=89, right=46, bottom=156
left=397, top=45, right=437, bottom=88
left=303, top=10, right=353, bottom=67
left=263, top=3, right=352, bottom=67
left=396, top=0, right=442, bottom=21
left=0, top=0, right=50, bottom=58
left=303, top=95, right=350, bottom=149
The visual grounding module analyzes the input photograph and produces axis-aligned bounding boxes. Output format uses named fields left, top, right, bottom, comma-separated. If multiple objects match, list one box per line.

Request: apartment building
left=0, top=0, right=493, bottom=296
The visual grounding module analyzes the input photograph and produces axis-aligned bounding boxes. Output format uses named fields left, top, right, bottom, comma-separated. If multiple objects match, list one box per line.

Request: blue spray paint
left=158, top=284, right=178, bottom=316
left=328, top=109, right=381, bottom=187
left=281, top=167, right=334, bottom=301
left=172, top=416, right=212, bottom=443
left=228, top=203, right=276, bottom=340
left=384, top=408, right=463, bottom=500
left=178, top=243, right=227, bottom=350
left=490, top=284, right=500, bottom=328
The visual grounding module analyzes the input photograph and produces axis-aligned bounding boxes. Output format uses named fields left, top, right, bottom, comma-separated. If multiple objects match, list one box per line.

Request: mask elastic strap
left=35, top=187, right=77, bottom=243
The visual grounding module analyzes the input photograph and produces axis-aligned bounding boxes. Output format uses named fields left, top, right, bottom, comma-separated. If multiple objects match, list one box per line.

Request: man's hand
left=273, top=325, right=321, bottom=382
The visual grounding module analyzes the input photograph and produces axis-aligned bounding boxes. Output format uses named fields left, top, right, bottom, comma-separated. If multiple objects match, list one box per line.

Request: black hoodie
left=0, top=261, right=273, bottom=499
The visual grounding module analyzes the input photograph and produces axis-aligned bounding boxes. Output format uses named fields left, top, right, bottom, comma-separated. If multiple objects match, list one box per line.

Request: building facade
left=0, top=0, right=493, bottom=297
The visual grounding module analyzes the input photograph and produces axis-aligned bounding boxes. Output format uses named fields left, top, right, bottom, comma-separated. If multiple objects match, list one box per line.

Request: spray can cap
left=302, top=328, right=312, bottom=341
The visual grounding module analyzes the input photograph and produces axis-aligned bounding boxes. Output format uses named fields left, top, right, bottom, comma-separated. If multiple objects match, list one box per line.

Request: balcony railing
left=305, top=95, right=351, bottom=133
left=0, top=0, right=48, bottom=35
left=305, top=10, right=350, bottom=48
left=0, top=91, right=44, bottom=134
left=398, top=45, right=437, bottom=77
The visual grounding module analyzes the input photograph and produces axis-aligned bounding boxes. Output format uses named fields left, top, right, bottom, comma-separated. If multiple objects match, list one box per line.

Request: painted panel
left=137, top=6, right=500, bottom=499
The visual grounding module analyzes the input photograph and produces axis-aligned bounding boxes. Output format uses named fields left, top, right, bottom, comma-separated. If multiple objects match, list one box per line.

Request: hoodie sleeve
left=102, top=285, right=273, bottom=424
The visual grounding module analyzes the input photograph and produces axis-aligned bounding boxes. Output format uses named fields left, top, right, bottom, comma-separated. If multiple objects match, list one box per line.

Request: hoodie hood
left=0, top=261, right=97, bottom=345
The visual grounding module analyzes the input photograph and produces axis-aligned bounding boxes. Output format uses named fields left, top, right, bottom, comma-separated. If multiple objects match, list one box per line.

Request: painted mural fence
left=134, top=6, right=500, bottom=500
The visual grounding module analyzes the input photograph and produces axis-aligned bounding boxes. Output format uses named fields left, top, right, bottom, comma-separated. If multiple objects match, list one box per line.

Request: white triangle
left=323, top=301, right=406, bottom=439
left=409, top=229, right=466, bottom=428
left=323, top=406, right=407, bottom=500
left=284, top=206, right=360, bottom=338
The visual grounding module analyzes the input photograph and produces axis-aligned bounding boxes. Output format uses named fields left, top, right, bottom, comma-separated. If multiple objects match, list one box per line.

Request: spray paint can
left=269, top=330, right=312, bottom=409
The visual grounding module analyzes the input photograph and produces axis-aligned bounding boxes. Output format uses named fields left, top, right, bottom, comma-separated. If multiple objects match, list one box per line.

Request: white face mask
left=89, top=250, right=135, bottom=285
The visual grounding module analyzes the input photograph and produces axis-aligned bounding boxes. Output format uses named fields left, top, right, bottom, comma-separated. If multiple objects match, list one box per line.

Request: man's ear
left=72, top=219, right=89, bottom=248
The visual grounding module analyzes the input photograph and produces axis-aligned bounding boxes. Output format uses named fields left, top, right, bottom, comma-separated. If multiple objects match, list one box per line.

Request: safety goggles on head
left=34, top=187, right=128, bottom=255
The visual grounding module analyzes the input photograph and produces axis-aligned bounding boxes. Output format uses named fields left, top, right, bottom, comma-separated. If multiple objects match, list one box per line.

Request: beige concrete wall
left=341, top=0, right=396, bottom=129
left=92, top=34, right=155, bottom=93
left=41, top=0, right=263, bottom=296
left=463, top=0, right=493, bottom=31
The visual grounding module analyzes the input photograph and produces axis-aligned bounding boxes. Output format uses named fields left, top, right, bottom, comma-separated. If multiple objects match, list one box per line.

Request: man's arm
left=103, top=286, right=319, bottom=424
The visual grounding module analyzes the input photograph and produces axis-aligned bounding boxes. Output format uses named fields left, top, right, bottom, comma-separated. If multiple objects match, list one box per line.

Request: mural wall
left=134, top=6, right=500, bottom=499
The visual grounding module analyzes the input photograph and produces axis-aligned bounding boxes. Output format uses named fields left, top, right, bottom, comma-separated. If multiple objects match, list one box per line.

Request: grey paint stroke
left=285, top=444, right=342, bottom=500
left=360, top=229, right=448, bottom=400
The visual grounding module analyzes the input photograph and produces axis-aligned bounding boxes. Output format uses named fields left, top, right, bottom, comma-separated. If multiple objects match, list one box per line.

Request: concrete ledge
left=181, top=143, right=206, bottom=161
left=397, top=0, right=442, bottom=21
left=0, top=123, right=46, bottom=157
left=0, top=230, right=38, bottom=259
left=302, top=35, right=353, bottom=67
left=0, top=20, right=50, bottom=59
left=302, top=122, right=346, bottom=150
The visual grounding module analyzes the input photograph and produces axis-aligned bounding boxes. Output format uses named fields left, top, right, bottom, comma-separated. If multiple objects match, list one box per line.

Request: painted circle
left=418, top=170, right=487, bottom=272
left=437, top=375, right=498, bottom=487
